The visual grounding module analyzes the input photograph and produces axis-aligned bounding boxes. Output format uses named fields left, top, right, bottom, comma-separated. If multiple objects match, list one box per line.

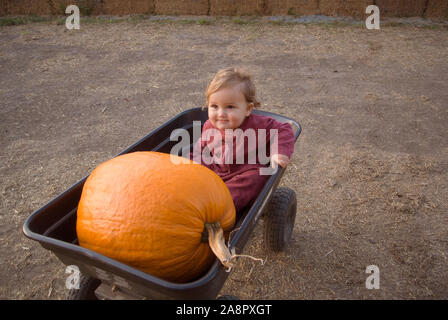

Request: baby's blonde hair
left=203, top=67, right=261, bottom=110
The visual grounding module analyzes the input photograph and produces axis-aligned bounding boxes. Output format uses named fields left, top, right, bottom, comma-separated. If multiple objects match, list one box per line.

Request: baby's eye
left=210, top=105, right=218, bottom=109
left=227, top=105, right=234, bottom=109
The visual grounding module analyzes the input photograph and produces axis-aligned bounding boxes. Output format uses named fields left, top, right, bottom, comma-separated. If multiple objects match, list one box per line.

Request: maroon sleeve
left=263, top=116, right=295, bottom=159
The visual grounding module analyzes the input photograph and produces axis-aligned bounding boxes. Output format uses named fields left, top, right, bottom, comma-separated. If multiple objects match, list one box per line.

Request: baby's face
left=207, top=85, right=253, bottom=130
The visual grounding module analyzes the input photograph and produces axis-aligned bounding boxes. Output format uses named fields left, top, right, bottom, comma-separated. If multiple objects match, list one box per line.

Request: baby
left=191, top=67, right=295, bottom=213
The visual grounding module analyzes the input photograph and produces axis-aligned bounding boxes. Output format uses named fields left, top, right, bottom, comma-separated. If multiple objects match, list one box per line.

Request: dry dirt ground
left=1, top=15, right=447, bottom=300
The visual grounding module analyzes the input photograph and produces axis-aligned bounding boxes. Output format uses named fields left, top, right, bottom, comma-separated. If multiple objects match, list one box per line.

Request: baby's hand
left=270, top=154, right=290, bottom=168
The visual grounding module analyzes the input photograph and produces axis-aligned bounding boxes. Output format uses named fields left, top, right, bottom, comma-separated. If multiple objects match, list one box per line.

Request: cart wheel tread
left=67, top=274, right=101, bottom=300
left=264, top=187, right=297, bottom=252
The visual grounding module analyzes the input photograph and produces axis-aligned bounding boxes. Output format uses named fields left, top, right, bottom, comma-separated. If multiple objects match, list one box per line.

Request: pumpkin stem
left=205, top=222, right=234, bottom=270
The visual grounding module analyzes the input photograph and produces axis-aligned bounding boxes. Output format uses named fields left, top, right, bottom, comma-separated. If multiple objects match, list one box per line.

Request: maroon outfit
left=190, top=113, right=295, bottom=213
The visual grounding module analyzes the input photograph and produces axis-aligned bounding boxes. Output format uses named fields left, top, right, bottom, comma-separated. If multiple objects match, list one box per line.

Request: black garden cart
left=23, top=107, right=302, bottom=300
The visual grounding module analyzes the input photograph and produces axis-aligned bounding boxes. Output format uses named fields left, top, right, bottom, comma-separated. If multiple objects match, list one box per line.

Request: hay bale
left=154, top=0, right=208, bottom=15
left=375, top=0, right=426, bottom=17
left=0, top=1, right=8, bottom=15
left=264, top=0, right=320, bottom=16
left=210, top=0, right=265, bottom=16
left=102, top=0, right=155, bottom=15
left=50, top=1, right=103, bottom=15
left=425, top=0, right=448, bottom=19
left=319, top=0, right=374, bottom=19
left=3, top=0, right=52, bottom=15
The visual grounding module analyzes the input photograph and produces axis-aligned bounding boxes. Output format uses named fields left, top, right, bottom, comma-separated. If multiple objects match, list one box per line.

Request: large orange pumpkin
left=76, top=151, right=236, bottom=283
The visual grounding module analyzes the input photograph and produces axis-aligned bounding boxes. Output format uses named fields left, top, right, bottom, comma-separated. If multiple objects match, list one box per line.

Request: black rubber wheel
left=217, top=294, right=240, bottom=300
left=264, top=187, right=297, bottom=252
left=67, top=274, right=101, bottom=300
